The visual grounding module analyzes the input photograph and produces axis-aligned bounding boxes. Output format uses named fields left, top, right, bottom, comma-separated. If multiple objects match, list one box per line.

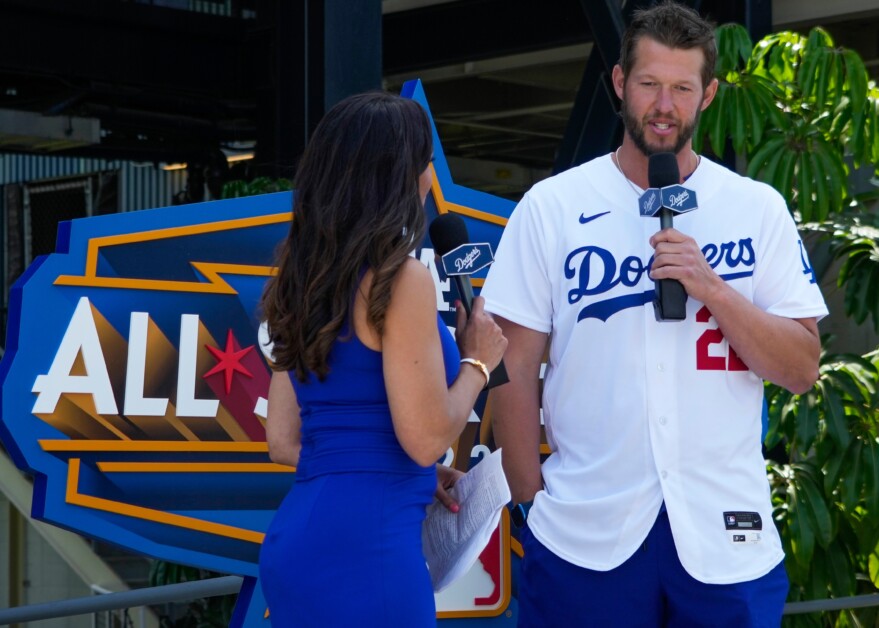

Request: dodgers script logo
left=565, top=237, right=756, bottom=321
left=0, top=80, right=517, bottom=626
left=640, top=190, right=658, bottom=216
left=457, top=247, right=482, bottom=272
left=441, top=242, right=495, bottom=277
left=668, top=190, right=690, bottom=208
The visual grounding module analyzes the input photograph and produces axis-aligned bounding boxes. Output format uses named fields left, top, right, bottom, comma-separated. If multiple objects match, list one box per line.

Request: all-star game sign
left=0, top=81, right=525, bottom=626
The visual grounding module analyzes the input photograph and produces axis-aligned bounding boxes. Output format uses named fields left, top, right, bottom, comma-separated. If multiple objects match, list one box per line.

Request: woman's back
left=290, top=312, right=459, bottom=480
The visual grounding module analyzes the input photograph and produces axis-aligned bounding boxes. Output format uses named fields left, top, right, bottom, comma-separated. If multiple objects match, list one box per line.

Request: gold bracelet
left=460, top=358, right=490, bottom=389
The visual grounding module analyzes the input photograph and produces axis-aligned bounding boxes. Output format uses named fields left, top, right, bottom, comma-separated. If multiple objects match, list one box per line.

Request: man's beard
left=620, top=97, right=700, bottom=156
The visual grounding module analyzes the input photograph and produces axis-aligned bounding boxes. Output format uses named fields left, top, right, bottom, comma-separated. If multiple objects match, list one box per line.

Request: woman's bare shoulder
left=391, top=257, right=435, bottom=300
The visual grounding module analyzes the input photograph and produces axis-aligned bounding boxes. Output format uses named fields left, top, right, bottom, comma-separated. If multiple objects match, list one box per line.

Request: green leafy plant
left=766, top=348, right=879, bottom=627
left=696, top=25, right=879, bottom=222
left=222, top=177, right=292, bottom=199
left=149, top=561, right=236, bottom=628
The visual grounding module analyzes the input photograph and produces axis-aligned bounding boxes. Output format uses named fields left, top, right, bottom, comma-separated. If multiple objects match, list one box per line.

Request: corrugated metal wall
left=0, top=153, right=188, bottom=212
left=143, top=0, right=243, bottom=18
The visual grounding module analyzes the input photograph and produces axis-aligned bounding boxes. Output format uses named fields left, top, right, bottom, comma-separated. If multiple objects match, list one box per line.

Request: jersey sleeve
left=751, top=187, right=828, bottom=321
left=481, top=192, right=554, bottom=333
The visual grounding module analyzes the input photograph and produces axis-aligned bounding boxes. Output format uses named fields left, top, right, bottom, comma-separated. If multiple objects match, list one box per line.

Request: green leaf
left=740, top=85, right=763, bottom=148
left=732, top=24, right=753, bottom=67
left=823, top=369, right=868, bottom=406
left=815, top=49, right=833, bottom=107
left=868, top=549, right=879, bottom=588
left=766, top=32, right=805, bottom=85
left=753, top=78, right=788, bottom=130
left=843, top=50, right=868, bottom=114
left=827, top=541, right=856, bottom=597
left=864, top=263, right=879, bottom=332
left=828, top=51, right=844, bottom=112
left=863, top=440, right=879, bottom=515
left=794, top=392, right=819, bottom=452
left=806, top=545, right=829, bottom=601
left=842, top=254, right=874, bottom=325
left=764, top=384, right=793, bottom=450
left=715, top=24, right=750, bottom=75
left=871, top=96, right=879, bottom=164
left=822, top=383, right=852, bottom=450
left=746, top=135, right=785, bottom=179
left=806, top=27, right=835, bottom=53
left=841, top=439, right=864, bottom=512
left=790, top=486, right=816, bottom=567
left=808, top=150, right=830, bottom=221
left=777, top=148, right=797, bottom=207
left=797, top=45, right=822, bottom=99
left=797, top=152, right=814, bottom=220
left=796, top=471, right=834, bottom=546
left=829, top=97, right=852, bottom=138
left=824, top=440, right=852, bottom=496
left=709, top=83, right=729, bottom=157
left=761, top=137, right=787, bottom=191
left=815, top=141, right=848, bottom=214
left=732, top=86, right=747, bottom=155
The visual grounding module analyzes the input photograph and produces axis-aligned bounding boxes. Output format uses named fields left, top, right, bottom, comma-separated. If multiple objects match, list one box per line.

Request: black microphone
left=648, top=152, right=688, bottom=321
left=428, top=213, right=509, bottom=388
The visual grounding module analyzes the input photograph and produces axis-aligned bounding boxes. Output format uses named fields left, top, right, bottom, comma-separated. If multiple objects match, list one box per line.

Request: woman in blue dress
left=258, top=91, right=507, bottom=626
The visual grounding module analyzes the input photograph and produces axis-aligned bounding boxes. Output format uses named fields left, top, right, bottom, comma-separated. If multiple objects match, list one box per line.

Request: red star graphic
left=204, top=329, right=254, bottom=394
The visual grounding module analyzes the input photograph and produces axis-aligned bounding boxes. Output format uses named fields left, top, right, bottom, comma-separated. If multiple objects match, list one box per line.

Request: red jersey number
left=696, top=306, right=748, bottom=371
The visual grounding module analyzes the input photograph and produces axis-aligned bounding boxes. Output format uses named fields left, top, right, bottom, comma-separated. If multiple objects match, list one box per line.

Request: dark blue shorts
left=517, top=509, right=788, bottom=627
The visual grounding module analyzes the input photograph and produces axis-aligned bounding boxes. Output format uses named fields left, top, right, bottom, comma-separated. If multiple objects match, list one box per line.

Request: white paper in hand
left=422, top=448, right=511, bottom=592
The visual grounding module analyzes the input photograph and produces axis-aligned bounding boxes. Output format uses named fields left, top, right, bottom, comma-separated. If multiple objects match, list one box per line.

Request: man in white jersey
left=481, top=2, right=827, bottom=626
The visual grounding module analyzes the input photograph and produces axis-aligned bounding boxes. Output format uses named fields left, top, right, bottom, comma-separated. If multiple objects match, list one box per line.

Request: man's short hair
left=619, top=1, right=717, bottom=88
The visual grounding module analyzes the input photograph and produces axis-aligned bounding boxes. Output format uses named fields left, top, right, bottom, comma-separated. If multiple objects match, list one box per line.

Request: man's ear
left=612, top=65, right=625, bottom=100
left=701, top=77, right=719, bottom=111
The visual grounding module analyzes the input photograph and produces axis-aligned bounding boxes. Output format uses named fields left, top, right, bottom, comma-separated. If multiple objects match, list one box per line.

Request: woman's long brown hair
left=261, top=92, right=433, bottom=381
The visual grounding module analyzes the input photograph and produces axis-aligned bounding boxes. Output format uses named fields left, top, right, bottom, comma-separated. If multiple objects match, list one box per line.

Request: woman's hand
left=455, top=296, right=508, bottom=372
left=435, top=464, right=465, bottom=513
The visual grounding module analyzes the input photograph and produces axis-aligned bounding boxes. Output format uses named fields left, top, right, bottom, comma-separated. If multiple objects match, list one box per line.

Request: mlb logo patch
left=726, top=514, right=737, bottom=526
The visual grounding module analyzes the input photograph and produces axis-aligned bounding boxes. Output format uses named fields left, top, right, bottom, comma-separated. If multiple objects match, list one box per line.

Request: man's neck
left=614, top=141, right=698, bottom=189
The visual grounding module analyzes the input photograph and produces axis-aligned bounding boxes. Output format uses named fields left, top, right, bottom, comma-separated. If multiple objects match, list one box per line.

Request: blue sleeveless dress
left=259, top=314, right=460, bottom=626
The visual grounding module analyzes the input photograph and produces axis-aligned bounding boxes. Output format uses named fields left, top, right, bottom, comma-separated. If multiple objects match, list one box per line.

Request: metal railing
left=1, top=575, right=878, bottom=624
left=784, top=594, right=879, bottom=615
left=0, top=576, right=243, bottom=626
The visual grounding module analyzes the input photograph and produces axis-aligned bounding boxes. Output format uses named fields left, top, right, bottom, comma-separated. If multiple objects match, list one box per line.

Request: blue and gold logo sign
left=0, top=81, right=524, bottom=625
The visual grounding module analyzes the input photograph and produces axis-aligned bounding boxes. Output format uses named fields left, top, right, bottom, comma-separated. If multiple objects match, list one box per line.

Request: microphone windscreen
left=648, top=152, right=680, bottom=188
left=429, top=213, right=469, bottom=256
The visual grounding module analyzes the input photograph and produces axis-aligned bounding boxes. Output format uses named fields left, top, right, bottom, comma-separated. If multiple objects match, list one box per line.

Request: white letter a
left=32, top=296, right=118, bottom=415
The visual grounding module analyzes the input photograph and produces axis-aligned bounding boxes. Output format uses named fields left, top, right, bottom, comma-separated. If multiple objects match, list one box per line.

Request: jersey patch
left=730, top=532, right=763, bottom=544
left=723, top=511, right=763, bottom=530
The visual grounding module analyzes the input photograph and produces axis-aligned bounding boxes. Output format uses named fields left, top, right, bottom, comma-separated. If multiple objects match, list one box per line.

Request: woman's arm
left=382, top=258, right=507, bottom=467
left=266, top=370, right=302, bottom=467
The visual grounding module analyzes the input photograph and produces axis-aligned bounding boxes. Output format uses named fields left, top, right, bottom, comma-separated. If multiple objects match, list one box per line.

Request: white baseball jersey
left=481, top=154, right=828, bottom=584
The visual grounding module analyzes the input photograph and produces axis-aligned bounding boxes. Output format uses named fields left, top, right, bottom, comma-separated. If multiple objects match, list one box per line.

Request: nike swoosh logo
left=579, top=211, right=610, bottom=224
